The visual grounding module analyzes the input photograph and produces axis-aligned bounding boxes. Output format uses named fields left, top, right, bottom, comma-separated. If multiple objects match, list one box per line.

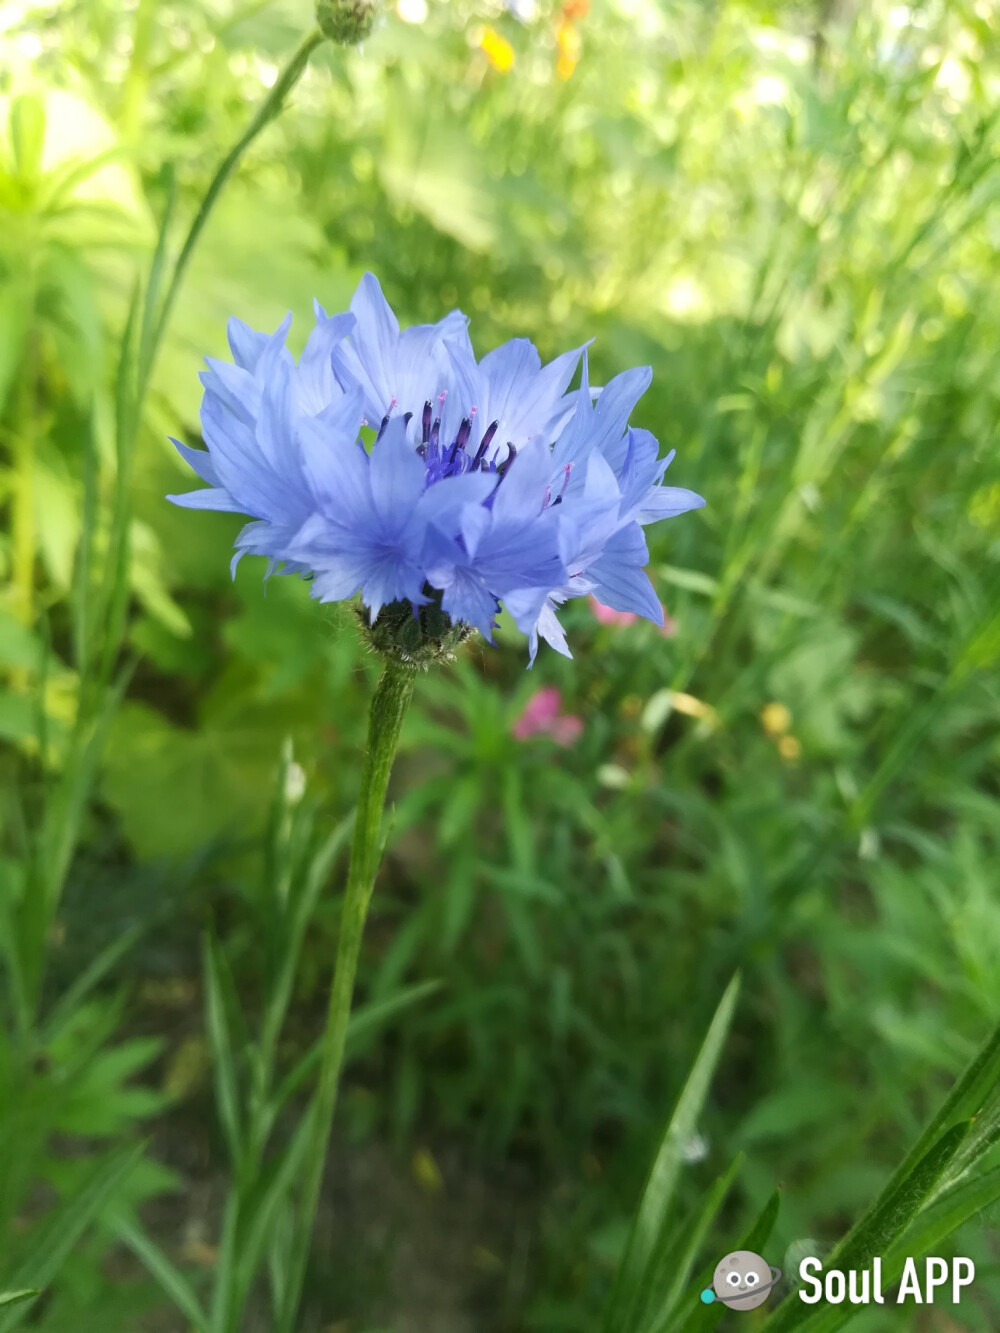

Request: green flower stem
left=280, top=656, right=416, bottom=1333
left=148, top=25, right=326, bottom=387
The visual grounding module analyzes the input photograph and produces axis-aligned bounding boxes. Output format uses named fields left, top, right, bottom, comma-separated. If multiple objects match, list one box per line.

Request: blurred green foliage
left=1, top=0, right=1000, bottom=1327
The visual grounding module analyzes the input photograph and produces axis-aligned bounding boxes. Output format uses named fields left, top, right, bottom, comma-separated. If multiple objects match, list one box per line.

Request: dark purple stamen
left=376, top=412, right=391, bottom=442
left=449, top=416, right=472, bottom=464
left=422, top=400, right=432, bottom=444
left=497, top=443, right=516, bottom=475
left=472, top=419, right=500, bottom=469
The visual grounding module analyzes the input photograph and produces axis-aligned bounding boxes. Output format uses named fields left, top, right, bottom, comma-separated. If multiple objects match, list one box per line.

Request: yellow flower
left=761, top=701, right=792, bottom=736
left=479, top=25, right=515, bottom=73
left=778, top=735, right=802, bottom=762
left=556, top=20, right=582, bottom=80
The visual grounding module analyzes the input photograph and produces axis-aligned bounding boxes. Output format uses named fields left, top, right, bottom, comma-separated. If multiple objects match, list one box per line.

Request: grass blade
left=0, top=1296, right=36, bottom=1313
left=644, top=1153, right=744, bottom=1333
left=0, top=1141, right=144, bottom=1332
left=113, top=1215, right=209, bottom=1332
left=679, top=1189, right=781, bottom=1332
left=603, top=972, right=741, bottom=1333
left=765, top=1121, right=971, bottom=1333
left=203, top=932, right=245, bottom=1174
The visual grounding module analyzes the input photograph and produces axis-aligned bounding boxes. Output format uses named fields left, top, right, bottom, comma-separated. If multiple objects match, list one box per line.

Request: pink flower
left=512, top=687, right=583, bottom=746
left=591, top=598, right=638, bottom=627
left=590, top=596, right=677, bottom=638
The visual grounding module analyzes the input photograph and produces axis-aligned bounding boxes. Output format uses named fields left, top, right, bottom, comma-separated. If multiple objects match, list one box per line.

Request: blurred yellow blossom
left=412, top=1146, right=444, bottom=1193
left=478, top=25, right=515, bottom=73
left=761, top=701, right=792, bottom=736
left=778, top=735, right=802, bottom=762
left=556, top=19, right=582, bottom=80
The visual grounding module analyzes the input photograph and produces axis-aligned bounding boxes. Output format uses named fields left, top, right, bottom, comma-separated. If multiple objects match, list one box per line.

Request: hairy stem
left=279, top=657, right=415, bottom=1332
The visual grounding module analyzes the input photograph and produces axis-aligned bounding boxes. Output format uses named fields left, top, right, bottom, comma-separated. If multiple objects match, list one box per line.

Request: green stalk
left=149, top=25, right=325, bottom=382
left=279, top=657, right=416, bottom=1333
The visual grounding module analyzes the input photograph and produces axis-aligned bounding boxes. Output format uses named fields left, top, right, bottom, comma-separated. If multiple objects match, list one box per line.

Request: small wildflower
left=761, top=701, right=792, bottom=736
left=168, top=272, right=703, bottom=664
left=478, top=25, right=515, bottom=73
left=591, top=598, right=638, bottom=628
left=778, top=734, right=802, bottom=762
left=591, top=595, right=677, bottom=636
left=512, top=687, right=583, bottom=746
left=670, top=691, right=716, bottom=724
left=555, top=18, right=582, bottom=80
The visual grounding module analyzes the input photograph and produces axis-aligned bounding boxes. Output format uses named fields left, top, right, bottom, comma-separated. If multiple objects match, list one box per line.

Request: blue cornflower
left=169, top=273, right=704, bottom=662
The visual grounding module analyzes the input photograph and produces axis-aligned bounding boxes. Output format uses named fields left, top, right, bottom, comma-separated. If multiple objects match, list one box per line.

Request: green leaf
left=0, top=1296, right=36, bottom=1314
left=202, top=931, right=245, bottom=1173
left=42, top=921, right=145, bottom=1043
left=765, top=1122, right=971, bottom=1333
left=112, top=1215, right=209, bottom=1332
left=603, top=973, right=741, bottom=1333
left=0, top=1141, right=144, bottom=1332
left=679, top=1190, right=780, bottom=1333
left=10, top=95, right=45, bottom=179
left=643, top=1154, right=744, bottom=1333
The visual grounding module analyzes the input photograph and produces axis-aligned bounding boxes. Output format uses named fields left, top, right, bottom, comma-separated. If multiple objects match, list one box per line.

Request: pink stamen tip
left=437, top=391, right=448, bottom=403
left=360, top=417, right=368, bottom=427
left=389, top=396, right=398, bottom=409
left=470, top=405, right=478, bottom=416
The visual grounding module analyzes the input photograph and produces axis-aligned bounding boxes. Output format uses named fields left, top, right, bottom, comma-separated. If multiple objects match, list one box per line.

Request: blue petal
left=331, top=272, right=401, bottom=417
left=637, top=486, right=706, bottom=523
left=587, top=524, right=662, bottom=624
left=439, top=569, right=499, bottom=641
left=226, top=316, right=270, bottom=371
left=369, top=417, right=427, bottom=526
left=199, top=359, right=260, bottom=426
left=167, top=486, right=244, bottom=512
left=478, top=338, right=585, bottom=448
left=297, top=310, right=355, bottom=415
left=170, top=437, right=220, bottom=486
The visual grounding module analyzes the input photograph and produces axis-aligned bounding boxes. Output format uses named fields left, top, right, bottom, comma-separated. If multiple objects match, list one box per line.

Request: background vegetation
left=1, top=0, right=999, bottom=1328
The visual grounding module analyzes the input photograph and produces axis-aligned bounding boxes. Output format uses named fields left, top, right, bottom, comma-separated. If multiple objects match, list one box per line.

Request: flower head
left=169, top=272, right=704, bottom=664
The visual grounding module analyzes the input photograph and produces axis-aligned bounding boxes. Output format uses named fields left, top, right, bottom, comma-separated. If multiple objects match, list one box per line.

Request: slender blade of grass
left=603, top=973, right=741, bottom=1333
left=202, top=932, right=245, bottom=1175
left=764, top=1121, right=971, bottom=1333
left=679, top=1190, right=781, bottom=1333
left=113, top=1215, right=209, bottom=1332
left=0, top=1141, right=144, bottom=1332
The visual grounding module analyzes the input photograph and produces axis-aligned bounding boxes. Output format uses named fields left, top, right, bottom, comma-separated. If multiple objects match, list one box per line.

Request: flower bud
left=357, top=596, right=475, bottom=668
left=316, top=0, right=378, bottom=43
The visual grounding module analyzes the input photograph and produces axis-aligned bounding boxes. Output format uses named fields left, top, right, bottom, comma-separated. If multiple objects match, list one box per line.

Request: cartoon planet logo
left=701, top=1249, right=782, bottom=1311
